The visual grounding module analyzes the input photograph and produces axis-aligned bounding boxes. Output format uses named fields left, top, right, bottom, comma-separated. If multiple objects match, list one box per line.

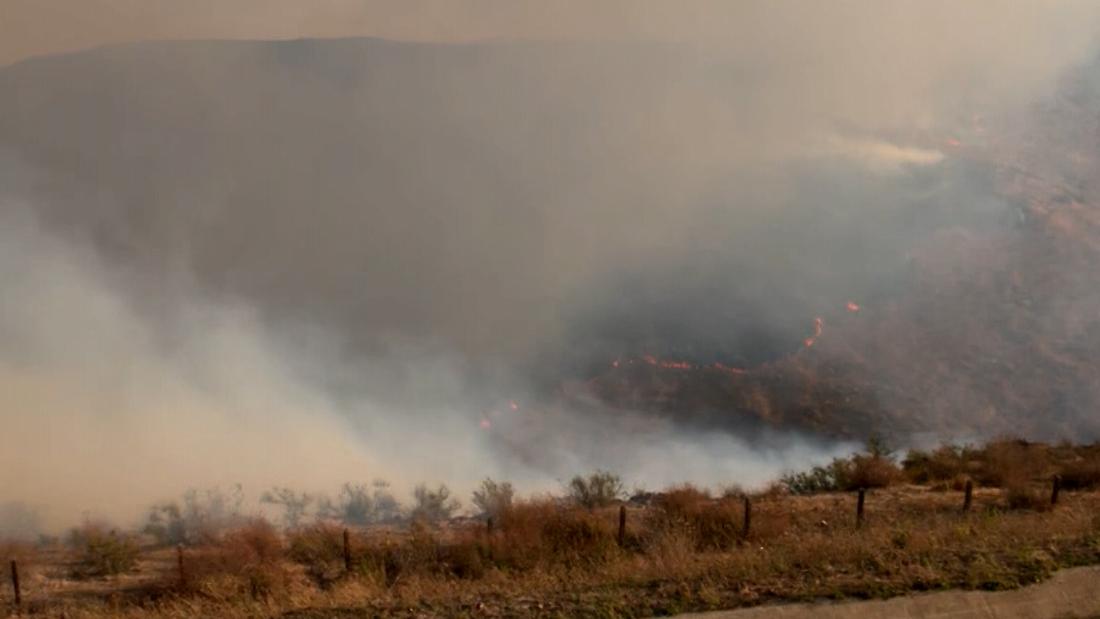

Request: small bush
left=144, top=485, right=245, bottom=546
left=783, top=452, right=901, bottom=494
left=70, top=525, right=140, bottom=577
left=411, top=484, right=460, bottom=524
left=655, top=485, right=711, bottom=518
left=541, top=509, right=618, bottom=562
left=975, top=439, right=1048, bottom=488
left=491, top=498, right=560, bottom=568
left=1059, top=459, right=1100, bottom=490
left=286, top=522, right=345, bottom=586
left=184, top=519, right=289, bottom=599
left=317, top=480, right=402, bottom=526
left=1004, top=484, right=1051, bottom=511
left=567, top=471, right=624, bottom=509
left=903, top=446, right=967, bottom=484
left=782, top=463, right=841, bottom=494
left=437, top=535, right=487, bottom=579
left=370, top=520, right=443, bottom=581
left=472, top=478, right=515, bottom=518
left=261, top=487, right=313, bottom=529
left=847, top=454, right=904, bottom=489
left=489, top=498, right=618, bottom=569
left=648, top=485, right=742, bottom=551
left=720, top=484, right=746, bottom=499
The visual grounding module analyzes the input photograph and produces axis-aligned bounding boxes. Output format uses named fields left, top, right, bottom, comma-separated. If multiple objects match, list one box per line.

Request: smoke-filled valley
left=4, top=9, right=1100, bottom=533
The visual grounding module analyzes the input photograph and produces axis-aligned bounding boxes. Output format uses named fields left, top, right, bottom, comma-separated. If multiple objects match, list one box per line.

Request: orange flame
left=607, top=354, right=747, bottom=376
left=659, top=360, right=692, bottom=370
left=804, top=317, right=824, bottom=348
left=712, top=362, right=745, bottom=376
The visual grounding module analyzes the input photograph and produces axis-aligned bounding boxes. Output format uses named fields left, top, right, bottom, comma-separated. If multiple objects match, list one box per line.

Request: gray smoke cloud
left=1, top=3, right=1100, bottom=529
left=0, top=199, right=850, bottom=531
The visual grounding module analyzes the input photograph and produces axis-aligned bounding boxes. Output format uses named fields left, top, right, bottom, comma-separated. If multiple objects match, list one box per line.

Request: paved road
left=674, top=566, right=1100, bottom=619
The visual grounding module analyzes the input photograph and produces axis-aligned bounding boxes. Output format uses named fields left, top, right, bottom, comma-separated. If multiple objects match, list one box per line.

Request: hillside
left=571, top=61, right=1100, bottom=443
left=3, top=39, right=1100, bottom=445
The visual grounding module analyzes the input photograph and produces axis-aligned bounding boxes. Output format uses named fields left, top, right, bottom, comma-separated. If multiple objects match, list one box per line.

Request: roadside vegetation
left=5, top=438, right=1100, bottom=618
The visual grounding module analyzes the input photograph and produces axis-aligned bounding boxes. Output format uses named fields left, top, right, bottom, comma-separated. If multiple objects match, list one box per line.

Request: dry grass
left=7, top=443, right=1100, bottom=617
left=484, top=498, right=620, bottom=569
left=902, top=439, right=1100, bottom=490
left=173, top=518, right=293, bottom=603
left=6, top=486, right=1100, bottom=618
left=0, top=540, right=37, bottom=590
left=647, top=485, right=744, bottom=551
left=1003, top=483, right=1052, bottom=511
left=1058, top=449, right=1100, bottom=490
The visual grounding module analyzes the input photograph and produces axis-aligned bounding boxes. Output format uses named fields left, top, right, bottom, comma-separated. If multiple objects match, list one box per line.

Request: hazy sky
left=4, top=0, right=1100, bottom=67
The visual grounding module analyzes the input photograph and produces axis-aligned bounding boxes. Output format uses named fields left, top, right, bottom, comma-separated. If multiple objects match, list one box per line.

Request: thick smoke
left=2, top=3, right=1100, bottom=530
left=0, top=201, right=848, bottom=532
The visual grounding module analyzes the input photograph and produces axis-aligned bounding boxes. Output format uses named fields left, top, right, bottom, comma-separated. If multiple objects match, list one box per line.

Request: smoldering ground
left=2, top=3, right=1100, bottom=532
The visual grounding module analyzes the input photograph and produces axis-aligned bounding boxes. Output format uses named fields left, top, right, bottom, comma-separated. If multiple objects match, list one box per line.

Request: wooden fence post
left=343, top=528, right=353, bottom=573
left=1051, top=475, right=1062, bottom=507
left=856, top=488, right=866, bottom=527
left=963, top=479, right=973, bottom=513
left=10, top=559, right=20, bottom=608
left=617, top=505, right=627, bottom=548
left=742, top=496, right=752, bottom=540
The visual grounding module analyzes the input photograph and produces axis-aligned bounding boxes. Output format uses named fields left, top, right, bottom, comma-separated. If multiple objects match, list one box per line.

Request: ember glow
left=712, top=363, right=746, bottom=376
left=609, top=355, right=747, bottom=376
left=803, top=317, right=825, bottom=348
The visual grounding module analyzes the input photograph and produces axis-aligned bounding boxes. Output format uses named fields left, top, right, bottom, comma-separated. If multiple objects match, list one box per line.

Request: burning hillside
left=563, top=62, right=1100, bottom=444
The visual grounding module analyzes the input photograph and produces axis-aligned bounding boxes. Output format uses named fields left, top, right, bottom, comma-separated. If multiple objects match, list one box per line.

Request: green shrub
left=568, top=471, right=624, bottom=509
left=472, top=478, right=515, bottom=518
left=411, top=484, right=460, bottom=524
left=783, top=452, right=901, bottom=494
left=70, top=525, right=139, bottom=577
left=317, top=480, right=402, bottom=526
left=144, top=485, right=245, bottom=546
left=903, top=445, right=967, bottom=484
left=261, top=487, right=313, bottom=529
